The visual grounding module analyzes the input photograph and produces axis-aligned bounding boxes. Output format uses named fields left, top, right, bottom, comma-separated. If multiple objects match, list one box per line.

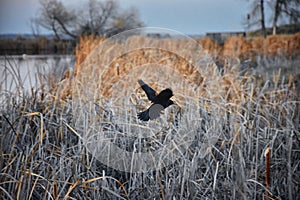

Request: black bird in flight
left=137, top=79, right=174, bottom=121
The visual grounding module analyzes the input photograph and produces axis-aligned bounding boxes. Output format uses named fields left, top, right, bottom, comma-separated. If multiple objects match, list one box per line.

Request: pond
left=0, top=55, right=75, bottom=94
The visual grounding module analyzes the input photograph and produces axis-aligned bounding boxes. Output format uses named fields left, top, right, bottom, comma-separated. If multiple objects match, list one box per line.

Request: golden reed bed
left=47, top=34, right=295, bottom=132
left=53, top=33, right=298, bottom=105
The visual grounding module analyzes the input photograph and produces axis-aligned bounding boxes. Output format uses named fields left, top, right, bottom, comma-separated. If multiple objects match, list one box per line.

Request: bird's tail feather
left=137, top=109, right=150, bottom=121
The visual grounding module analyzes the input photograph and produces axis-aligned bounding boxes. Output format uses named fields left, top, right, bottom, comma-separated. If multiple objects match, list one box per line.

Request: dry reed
left=0, top=33, right=299, bottom=199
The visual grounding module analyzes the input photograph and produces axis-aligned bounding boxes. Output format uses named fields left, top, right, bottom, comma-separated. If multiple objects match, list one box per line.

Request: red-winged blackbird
left=137, top=80, right=174, bottom=121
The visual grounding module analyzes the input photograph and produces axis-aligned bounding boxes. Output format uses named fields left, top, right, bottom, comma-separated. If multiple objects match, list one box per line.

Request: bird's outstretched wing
left=138, top=79, right=157, bottom=102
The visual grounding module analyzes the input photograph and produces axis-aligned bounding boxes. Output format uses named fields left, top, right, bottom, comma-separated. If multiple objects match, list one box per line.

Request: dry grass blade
left=83, top=176, right=128, bottom=199
left=63, top=180, right=80, bottom=200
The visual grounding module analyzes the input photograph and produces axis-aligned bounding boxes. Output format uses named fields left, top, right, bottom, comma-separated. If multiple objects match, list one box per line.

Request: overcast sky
left=0, top=0, right=250, bottom=35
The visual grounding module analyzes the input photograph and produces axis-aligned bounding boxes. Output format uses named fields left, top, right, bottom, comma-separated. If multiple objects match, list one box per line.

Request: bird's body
left=137, top=80, right=174, bottom=121
left=153, top=88, right=173, bottom=107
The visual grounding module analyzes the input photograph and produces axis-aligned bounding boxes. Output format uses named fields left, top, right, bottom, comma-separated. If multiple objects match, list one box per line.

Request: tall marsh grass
left=0, top=35, right=299, bottom=199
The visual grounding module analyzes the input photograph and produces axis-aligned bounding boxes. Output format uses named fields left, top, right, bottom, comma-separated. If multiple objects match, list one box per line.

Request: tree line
left=1, top=0, right=300, bottom=55
left=32, top=0, right=300, bottom=39
left=31, top=0, right=143, bottom=40
left=245, top=0, right=300, bottom=37
left=0, top=36, right=75, bottom=55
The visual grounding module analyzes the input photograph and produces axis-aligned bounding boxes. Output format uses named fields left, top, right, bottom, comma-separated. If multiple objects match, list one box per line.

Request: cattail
left=265, top=147, right=271, bottom=200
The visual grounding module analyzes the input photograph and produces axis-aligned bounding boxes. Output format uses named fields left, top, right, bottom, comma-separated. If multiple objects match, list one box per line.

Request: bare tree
left=34, top=0, right=78, bottom=39
left=30, top=19, right=41, bottom=38
left=80, top=0, right=143, bottom=36
left=246, top=0, right=267, bottom=37
left=105, top=7, right=144, bottom=36
left=33, top=0, right=143, bottom=39
left=271, top=0, right=282, bottom=35
left=260, top=0, right=267, bottom=38
left=268, top=0, right=300, bottom=35
left=82, top=0, right=119, bottom=35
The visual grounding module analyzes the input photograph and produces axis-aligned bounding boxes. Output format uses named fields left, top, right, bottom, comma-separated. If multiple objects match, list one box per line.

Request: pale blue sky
left=0, top=0, right=251, bottom=35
